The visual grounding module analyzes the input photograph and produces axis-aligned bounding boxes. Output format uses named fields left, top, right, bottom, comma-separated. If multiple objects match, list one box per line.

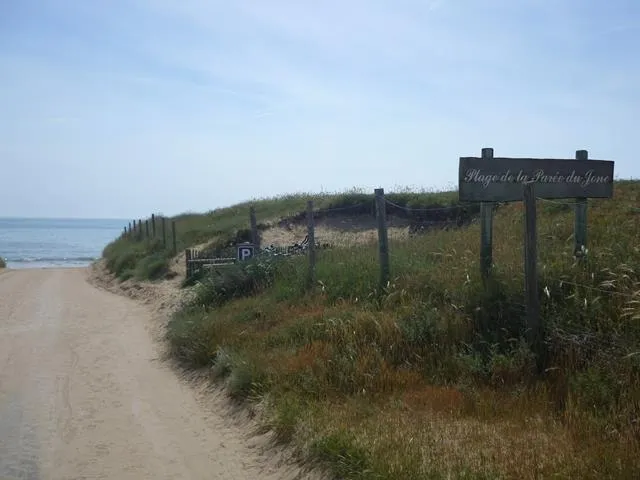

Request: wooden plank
left=162, top=217, right=167, bottom=249
left=523, top=182, right=540, bottom=347
left=375, top=188, right=390, bottom=291
left=574, top=150, right=588, bottom=257
left=459, top=156, right=614, bottom=202
left=480, top=147, right=494, bottom=281
left=307, top=200, right=316, bottom=289
left=172, top=221, right=177, bottom=254
left=188, top=258, right=236, bottom=264
left=185, top=249, right=192, bottom=278
left=250, top=206, right=259, bottom=248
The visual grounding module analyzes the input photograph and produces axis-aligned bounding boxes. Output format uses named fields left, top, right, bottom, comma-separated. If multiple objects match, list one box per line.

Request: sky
left=1, top=0, right=639, bottom=219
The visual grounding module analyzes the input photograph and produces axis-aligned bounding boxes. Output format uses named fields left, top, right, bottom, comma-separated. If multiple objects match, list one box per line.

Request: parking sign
left=237, top=244, right=255, bottom=261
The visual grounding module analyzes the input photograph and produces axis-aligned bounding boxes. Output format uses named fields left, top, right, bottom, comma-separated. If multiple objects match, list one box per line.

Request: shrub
left=190, top=256, right=281, bottom=308
left=0, top=257, right=6, bottom=269
left=103, top=237, right=169, bottom=281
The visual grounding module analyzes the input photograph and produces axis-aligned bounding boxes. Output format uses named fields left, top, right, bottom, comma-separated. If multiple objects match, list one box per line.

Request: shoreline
left=3, top=264, right=92, bottom=271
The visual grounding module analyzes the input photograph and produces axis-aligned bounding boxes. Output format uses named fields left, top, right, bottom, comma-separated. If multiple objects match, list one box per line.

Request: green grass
left=105, top=182, right=640, bottom=478
left=102, top=188, right=469, bottom=281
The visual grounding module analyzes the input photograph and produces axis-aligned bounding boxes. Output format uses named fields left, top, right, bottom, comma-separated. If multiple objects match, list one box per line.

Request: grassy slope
left=104, top=183, right=640, bottom=479
left=102, top=189, right=470, bottom=281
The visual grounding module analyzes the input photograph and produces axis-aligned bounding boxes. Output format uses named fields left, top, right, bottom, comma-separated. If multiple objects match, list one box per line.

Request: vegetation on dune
left=0, top=256, right=6, bottom=269
left=102, top=236, right=173, bottom=281
left=104, top=181, right=640, bottom=478
left=102, top=188, right=472, bottom=282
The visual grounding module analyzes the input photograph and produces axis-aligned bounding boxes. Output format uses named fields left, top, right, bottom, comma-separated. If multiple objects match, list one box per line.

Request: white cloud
left=1, top=0, right=639, bottom=217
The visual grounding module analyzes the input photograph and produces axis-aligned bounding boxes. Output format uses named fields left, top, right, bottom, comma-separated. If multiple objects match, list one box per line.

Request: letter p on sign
left=237, top=245, right=255, bottom=261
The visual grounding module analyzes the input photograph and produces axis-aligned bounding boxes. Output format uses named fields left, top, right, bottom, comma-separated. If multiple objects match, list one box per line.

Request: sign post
left=459, top=150, right=614, bottom=265
left=479, top=148, right=494, bottom=282
left=574, top=150, right=589, bottom=257
left=458, top=148, right=614, bottom=349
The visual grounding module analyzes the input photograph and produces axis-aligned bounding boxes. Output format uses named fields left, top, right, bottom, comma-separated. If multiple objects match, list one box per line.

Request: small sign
left=237, top=243, right=255, bottom=261
left=458, top=157, right=614, bottom=202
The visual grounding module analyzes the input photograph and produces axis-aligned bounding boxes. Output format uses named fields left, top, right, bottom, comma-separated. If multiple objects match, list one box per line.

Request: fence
left=120, top=214, right=177, bottom=254
left=116, top=147, right=627, bottom=352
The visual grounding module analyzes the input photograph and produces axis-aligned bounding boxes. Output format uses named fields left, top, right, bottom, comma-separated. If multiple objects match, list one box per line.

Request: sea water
left=0, top=218, right=126, bottom=269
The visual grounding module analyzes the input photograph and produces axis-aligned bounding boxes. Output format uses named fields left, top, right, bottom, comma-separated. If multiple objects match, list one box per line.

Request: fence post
left=307, top=200, right=316, bottom=290
left=574, top=150, right=588, bottom=258
left=480, top=147, right=494, bottom=282
left=172, top=220, right=177, bottom=255
left=138, top=220, right=143, bottom=240
left=185, top=248, right=192, bottom=278
left=162, top=217, right=167, bottom=249
left=523, top=182, right=540, bottom=351
left=250, top=206, right=260, bottom=248
left=375, top=188, right=390, bottom=292
left=151, top=214, right=156, bottom=238
left=145, top=220, right=150, bottom=239
left=128, top=222, right=133, bottom=238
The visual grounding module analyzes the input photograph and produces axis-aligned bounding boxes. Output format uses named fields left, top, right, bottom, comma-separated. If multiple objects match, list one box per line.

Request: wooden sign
left=459, top=157, right=614, bottom=202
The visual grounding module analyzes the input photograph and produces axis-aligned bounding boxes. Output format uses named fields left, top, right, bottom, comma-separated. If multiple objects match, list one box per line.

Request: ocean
left=0, top=218, right=126, bottom=269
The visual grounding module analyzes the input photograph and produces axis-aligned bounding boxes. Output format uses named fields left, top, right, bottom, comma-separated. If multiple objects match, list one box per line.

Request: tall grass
left=165, top=181, right=640, bottom=479
left=102, top=189, right=465, bottom=281
left=0, top=256, right=6, bottom=269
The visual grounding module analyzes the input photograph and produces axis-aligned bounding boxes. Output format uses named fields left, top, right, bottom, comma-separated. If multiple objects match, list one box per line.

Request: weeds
left=113, top=181, right=640, bottom=478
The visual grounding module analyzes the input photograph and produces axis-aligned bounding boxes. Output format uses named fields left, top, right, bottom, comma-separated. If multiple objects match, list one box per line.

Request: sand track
left=0, top=268, right=321, bottom=480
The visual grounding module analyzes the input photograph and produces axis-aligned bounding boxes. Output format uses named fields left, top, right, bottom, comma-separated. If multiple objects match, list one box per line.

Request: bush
left=103, top=238, right=170, bottom=281
left=135, top=252, right=169, bottom=280
left=0, top=256, right=6, bottom=269
left=190, top=256, right=281, bottom=308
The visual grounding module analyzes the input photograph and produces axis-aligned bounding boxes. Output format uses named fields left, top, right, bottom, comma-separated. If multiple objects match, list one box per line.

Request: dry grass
left=112, top=181, right=640, bottom=479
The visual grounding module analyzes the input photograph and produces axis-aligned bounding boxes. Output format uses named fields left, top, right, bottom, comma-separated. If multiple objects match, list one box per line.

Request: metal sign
left=458, top=157, right=614, bottom=202
left=237, top=243, right=255, bottom=261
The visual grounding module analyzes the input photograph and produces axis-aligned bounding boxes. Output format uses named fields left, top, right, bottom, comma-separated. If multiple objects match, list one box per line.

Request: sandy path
left=0, top=268, right=320, bottom=480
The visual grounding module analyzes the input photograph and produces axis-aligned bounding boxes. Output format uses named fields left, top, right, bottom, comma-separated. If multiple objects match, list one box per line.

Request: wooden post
left=185, top=248, right=192, bottom=278
left=172, top=220, right=177, bottom=254
left=574, top=150, right=588, bottom=257
left=249, top=206, right=259, bottom=248
left=151, top=214, right=156, bottom=238
left=162, top=217, right=167, bottom=249
left=145, top=220, right=149, bottom=239
left=480, top=147, right=494, bottom=282
left=128, top=222, right=133, bottom=238
left=375, top=188, right=390, bottom=292
left=307, top=200, right=316, bottom=290
left=138, top=220, right=143, bottom=240
left=523, top=182, right=540, bottom=348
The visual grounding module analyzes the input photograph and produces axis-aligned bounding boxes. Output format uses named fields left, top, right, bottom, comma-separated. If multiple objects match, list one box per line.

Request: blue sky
left=1, top=0, right=638, bottom=219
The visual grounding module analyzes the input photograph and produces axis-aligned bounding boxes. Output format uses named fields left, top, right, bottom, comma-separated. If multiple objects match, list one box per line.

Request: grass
left=106, top=182, right=640, bottom=478
left=102, top=188, right=473, bottom=282
left=0, top=256, right=6, bottom=269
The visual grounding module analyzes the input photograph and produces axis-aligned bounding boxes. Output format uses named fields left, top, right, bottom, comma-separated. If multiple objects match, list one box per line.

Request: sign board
left=458, top=157, right=614, bottom=202
left=237, top=243, right=255, bottom=261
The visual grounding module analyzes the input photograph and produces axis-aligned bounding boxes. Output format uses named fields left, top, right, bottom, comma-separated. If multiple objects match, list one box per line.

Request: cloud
left=1, top=0, right=639, bottom=217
